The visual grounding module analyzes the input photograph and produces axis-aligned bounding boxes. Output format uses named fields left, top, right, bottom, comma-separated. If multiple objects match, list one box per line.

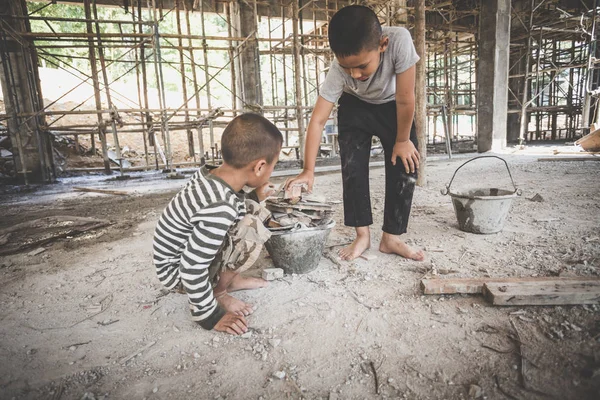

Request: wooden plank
left=483, top=281, right=600, bottom=306
left=552, top=150, right=600, bottom=155
left=73, top=187, right=130, bottom=196
left=537, top=157, right=600, bottom=162
left=420, top=277, right=598, bottom=295
left=579, top=151, right=600, bottom=155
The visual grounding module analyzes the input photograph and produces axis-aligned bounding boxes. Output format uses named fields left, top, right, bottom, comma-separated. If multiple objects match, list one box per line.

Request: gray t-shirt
left=320, top=26, right=419, bottom=105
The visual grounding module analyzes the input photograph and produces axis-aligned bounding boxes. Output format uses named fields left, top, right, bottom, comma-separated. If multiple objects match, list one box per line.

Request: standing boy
left=288, top=5, right=424, bottom=261
left=153, top=113, right=283, bottom=335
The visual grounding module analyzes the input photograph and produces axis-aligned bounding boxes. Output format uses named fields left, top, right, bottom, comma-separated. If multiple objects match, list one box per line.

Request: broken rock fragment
left=262, top=268, right=284, bottom=281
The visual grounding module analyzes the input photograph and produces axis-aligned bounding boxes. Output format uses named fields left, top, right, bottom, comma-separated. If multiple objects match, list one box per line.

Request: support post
left=175, top=1, right=194, bottom=160
left=235, top=0, right=263, bottom=110
left=582, top=1, right=598, bottom=130
left=83, top=0, right=111, bottom=174
left=132, top=1, right=150, bottom=169
left=0, top=0, right=55, bottom=183
left=292, top=0, right=305, bottom=159
left=518, top=0, right=535, bottom=145
left=414, top=0, right=427, bottom=186
left=477, top=0, right=511, bottom=152
left=185, top=8, right=204, bottom=162
left=92, top=0, right=123, bottom=176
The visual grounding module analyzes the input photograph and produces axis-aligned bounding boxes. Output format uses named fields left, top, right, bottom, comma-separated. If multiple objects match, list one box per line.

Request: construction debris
left=528, top=193, right=544, bottom=202
left=119, top=341, right=156, bottom=365
left=422, top=277, right=600, bottom=306
left=359, top=252, right=378, bottom=261
left=576, top=126, right=600, bottom=151
left=0, top=216, right=111, bottom=256
left=265, top=187, right=333, bottom=231
left=73, top=187, right=130, bottom=196
left=483, top=280, right=600, bottom=306
left=262, top=268, right=284, bottom=281
left=27, top=247, right=46, bottom=257
left=537, top=156, right=600, bottom=162
left=272, top=371, right=286, bottom=380
left=420, top=276, right=598, bottom=295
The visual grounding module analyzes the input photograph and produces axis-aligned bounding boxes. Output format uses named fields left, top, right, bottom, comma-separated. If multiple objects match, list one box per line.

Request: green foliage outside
left=27, top=2, right=236, bottom=107
left=25, top=1, right=321, bottom=110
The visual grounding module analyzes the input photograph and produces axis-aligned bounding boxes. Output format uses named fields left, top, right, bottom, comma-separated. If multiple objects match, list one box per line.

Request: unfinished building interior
left=0, top=0, right=599, bottom=399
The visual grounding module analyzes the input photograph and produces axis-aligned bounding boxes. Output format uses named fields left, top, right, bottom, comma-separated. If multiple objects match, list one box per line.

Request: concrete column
left=0, top=0, right=55, bottom=183
left=232, top=0, right=263, bottom=111
left=476, top=0, right=511, bottom=152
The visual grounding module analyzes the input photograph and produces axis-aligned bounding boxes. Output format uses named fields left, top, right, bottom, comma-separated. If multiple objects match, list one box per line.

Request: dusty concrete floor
left=0, top=150, right=599, bottom=400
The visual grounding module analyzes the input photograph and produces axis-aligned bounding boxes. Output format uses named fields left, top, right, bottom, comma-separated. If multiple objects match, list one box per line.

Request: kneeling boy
left=153, top=113, right=283, bottom=335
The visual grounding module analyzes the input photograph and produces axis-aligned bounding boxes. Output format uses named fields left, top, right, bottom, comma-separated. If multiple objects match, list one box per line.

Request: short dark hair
left=328, top=5, right=382, bottom=57
left=221, top=113, right=283, bottom=169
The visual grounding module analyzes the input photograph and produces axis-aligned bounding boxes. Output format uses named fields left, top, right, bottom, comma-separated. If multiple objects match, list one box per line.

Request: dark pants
left=337, top=93, right=418, bottom=235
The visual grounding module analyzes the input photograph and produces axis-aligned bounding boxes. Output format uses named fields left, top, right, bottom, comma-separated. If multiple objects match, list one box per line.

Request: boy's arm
left=286, top=96, right=335, bottom=192
left=391, top=65, right=420, bottom=174
left=246, top=181, right=276, bottom=202
left=182, top=202, right=245, bottom=332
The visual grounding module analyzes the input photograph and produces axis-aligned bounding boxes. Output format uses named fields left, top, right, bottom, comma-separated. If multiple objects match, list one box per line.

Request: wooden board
left=537, top=157, right=600, bottom=162
left=73, top=187, right=129, bottom=196
left=483, top=280, right=600, bottom=306
left=552, top=150, right=600, bottom=155
left=420, top=277, right=598, bottom=295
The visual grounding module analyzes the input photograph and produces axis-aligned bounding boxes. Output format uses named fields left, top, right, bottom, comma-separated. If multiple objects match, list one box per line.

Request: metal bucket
left=442, top=156, right=520, bottom=234
left=265, top=220, right=335, bottom=274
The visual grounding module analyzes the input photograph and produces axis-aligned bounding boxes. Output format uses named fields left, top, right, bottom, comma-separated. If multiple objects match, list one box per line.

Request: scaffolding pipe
left=415, top=0, right=427, bottom=186
left=175, top=0, right=194, bottom=161
left=133, top=1, right=150, bottom=169
left=582, top=0, right=598, bottom=129
left=84, top=0, right=111, bottom=173
left=518, top=0, right=536, bottom=145
left=292, top=0, right=305, bottom=159
left=92, top=0, right=124, bottom=176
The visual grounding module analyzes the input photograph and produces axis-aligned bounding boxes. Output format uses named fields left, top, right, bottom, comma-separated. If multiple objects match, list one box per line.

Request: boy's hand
left=285, top=169, right=315, bottom=193
left=255, top=181, right=276, bottom=202
left=213, top=312, right=248, bottom=335
left=391, top=141, right=420, bottom=174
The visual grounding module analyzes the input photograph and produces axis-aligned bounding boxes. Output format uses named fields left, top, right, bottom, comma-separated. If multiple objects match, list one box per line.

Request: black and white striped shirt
left=153, top=166, right=246, bottom=329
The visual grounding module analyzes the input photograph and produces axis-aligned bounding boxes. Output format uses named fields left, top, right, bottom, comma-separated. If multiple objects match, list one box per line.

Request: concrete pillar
left=476, top=0, right=511, bottom=152
left=0, top=0, right=55, bottom=183
left=232, top=0, right=263, bottom=111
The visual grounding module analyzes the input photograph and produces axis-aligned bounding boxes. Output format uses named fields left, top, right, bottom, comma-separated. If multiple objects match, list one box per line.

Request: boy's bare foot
left=379, top=233, right=425, bottom=261
left=227, top=274, right=269, bottom=293
left=339, top=227, right=371, bottom=261
left=216, top=292, right=254, bottom=316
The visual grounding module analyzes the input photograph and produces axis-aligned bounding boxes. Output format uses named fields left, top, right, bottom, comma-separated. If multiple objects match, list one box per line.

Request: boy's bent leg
left=376, top=106, right=424, bottom=261
left=378, top=155, right=424, bottom=260
left=211, top=200, right=272, bottom=314
left=337, top=94, right=375, bottom=260
left=214, top=269, right=254, bottom=316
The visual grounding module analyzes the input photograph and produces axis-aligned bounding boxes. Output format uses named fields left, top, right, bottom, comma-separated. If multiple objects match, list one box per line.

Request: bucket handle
left=441, top=156, right=521, bottom=196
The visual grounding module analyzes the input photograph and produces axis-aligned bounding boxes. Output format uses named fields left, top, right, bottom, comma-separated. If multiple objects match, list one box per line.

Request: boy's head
left=221, top=113, right=283, bottom=186
left=328, top=5, right=388, bottom=82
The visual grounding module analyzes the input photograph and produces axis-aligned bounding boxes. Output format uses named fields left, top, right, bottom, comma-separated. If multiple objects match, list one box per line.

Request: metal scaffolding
left=508, top=0, right=599, bottom=143
left=0, top=0, right=598, bottom=180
